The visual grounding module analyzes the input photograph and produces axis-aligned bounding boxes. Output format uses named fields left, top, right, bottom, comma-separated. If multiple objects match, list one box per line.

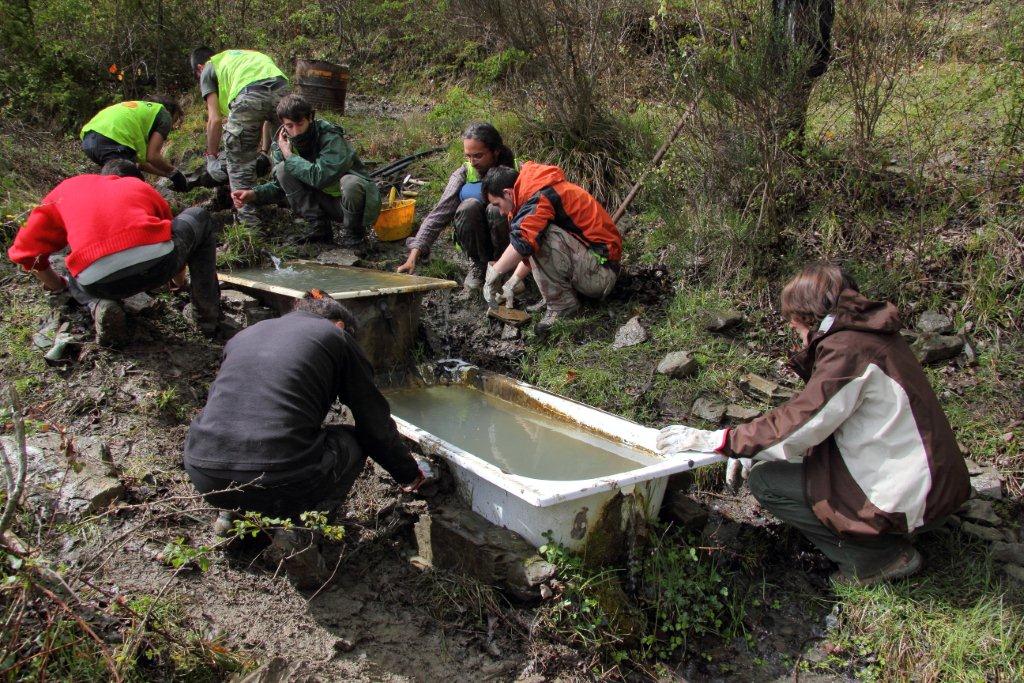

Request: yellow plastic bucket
left=373, top=198, right=416, bottom=241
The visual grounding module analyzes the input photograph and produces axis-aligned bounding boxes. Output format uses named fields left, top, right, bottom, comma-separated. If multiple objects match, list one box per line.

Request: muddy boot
left=91, top=299, right=128, bottom=348
left=526, top=298, right=547, bottom=313
left=212, top=511, right=238, bottom=537
left=266, top=529, right=329, bottom=591
left=831, top=546, right=923, bottom=587
left=463, top=262, right=486, bottom=291
left=536, top=305, right=580, bottom=333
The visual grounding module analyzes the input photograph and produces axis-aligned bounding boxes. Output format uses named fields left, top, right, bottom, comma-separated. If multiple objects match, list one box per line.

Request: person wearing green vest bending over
left=190, top=47, right=288, bottom=225
left=397, top=123, right=521, bottom=296
left=232, top=94, right=380, bottom=249
left=80, top=98, right=188, bottom=192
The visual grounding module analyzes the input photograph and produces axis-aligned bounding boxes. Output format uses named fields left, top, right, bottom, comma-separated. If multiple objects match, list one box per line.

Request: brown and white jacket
left=721, top=290, right=970, bottom=537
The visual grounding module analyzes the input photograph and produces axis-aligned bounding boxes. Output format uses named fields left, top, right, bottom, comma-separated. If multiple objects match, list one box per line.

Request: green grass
left=827, top=530, right=1024, bottom=681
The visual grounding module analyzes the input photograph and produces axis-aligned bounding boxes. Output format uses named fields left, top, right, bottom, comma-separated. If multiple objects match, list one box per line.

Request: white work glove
left=725, top=457, right=753, bottom=493
left=483, top=264, right=503, bottom=306
left=496, top=273, right=522, bottom=308
left=205, top=154, right=228, bottom=183
left=657, top=425, right=728, bottom=455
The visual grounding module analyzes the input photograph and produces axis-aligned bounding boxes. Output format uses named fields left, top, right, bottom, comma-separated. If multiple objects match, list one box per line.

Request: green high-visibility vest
left=464, top=157, right=521, bottom=183
left=80, top=101, right=164, bottom=162
left=209, top=50, right=286, bottom=116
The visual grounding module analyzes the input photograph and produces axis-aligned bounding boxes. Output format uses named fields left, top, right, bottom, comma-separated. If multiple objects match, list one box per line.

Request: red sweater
left=7, top=175, right=173, bottom=277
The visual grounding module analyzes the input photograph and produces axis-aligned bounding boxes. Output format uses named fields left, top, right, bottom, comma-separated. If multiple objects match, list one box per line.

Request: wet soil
left=2, top=200, right=851, bottom=682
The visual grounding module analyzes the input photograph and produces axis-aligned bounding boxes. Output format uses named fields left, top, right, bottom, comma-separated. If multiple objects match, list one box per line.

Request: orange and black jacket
left=508, top=162, right=622, bottom=266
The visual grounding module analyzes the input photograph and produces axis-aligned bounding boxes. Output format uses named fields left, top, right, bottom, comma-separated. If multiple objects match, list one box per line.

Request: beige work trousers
left=530, top=225, right=617, bottom=313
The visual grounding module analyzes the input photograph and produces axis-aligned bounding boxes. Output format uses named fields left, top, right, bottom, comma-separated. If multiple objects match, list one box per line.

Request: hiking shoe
left=92, top=299, right=128, bottom=348
left=831, top=547, right=923, bottom=587
left=526, top=299, right=547, bottom=314
left=464, top=263, right=485, bottom=291
left=267, top=529, right=329, bottom=591
left=212, top=511, right=238, bottom=538
left=536, top=305, right=580, bottom=333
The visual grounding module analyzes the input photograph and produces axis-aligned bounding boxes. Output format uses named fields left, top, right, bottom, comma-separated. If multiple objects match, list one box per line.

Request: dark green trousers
left=747, top=461, right=913, bottom=577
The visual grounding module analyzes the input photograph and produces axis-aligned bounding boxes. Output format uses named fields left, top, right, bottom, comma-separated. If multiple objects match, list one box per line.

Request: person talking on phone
left=231, top=93, right=380, bottom=249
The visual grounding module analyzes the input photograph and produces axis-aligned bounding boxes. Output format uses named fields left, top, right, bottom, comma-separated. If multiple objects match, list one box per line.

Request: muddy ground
left=0, top=209, right=864, bottom=681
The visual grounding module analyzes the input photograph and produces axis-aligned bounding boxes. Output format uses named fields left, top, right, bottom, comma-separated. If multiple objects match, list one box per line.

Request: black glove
left=168, top=170, right=188, bottom=192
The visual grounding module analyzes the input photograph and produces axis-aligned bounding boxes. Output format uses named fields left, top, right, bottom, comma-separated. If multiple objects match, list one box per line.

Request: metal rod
left=610, top=93, right=702, bottom=227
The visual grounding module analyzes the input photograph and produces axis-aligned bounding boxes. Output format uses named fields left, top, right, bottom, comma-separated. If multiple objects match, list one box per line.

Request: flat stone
left=917, top=310, right=953, bottom=335
left=414, top=505, right=556, bottom=601
left=656, top=351, right=697, bottom=378
left=961, top=521, right=1004, bottom=543
left=317, top=249, right=360, bottom=267
left=691, top=397, right=726, bottom=423
left=611, top=316, right=647, bottom=349
left=660, top=491, right=709, bottom=532
left=487, top=306, right=531, bottom=327
left=992, top=542, right=1024, bottom=566
left=122, top=292, right=159, bottom=316
left=220, top=289, right=259, bottom=311
left=1004, top=564, right=1024, bottom=585
left=726, top=404, right=761, bottom=421
left=244, top=307, right=275, bottom=327
left=703, top=309, right=744, bottom=333
left=967, top=460, right=1004, bottom=499
left=959, top=498, right=1001, bottom=526
left=4, top=433, right=123, bottom=520
left=739, top=373, right=796, bottom=403
left=914, top=334, right=964, bottom=364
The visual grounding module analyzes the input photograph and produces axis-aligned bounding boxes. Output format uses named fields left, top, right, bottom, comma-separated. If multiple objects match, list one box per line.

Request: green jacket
left=253, top=118, right=373, bottom=203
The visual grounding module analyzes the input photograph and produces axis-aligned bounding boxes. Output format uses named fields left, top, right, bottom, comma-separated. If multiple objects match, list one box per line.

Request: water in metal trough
left=224, top=262, right=436, bottom=295
left=385, top=385, right=648, bottom=481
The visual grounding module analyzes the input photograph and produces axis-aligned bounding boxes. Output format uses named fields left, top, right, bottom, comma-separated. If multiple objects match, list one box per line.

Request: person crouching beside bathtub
left=658, top=262, right=970, bottom=586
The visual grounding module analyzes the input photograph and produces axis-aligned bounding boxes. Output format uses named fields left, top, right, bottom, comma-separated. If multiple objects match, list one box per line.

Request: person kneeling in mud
left=183, top=291, right=429, bottom=589
left=7, top=159, right=221, bottom=347
left=481, top=163, right=622, bottom=332
left=658, top=262, right=970, bottom=586
left=231, top=93, right=380, bottom=248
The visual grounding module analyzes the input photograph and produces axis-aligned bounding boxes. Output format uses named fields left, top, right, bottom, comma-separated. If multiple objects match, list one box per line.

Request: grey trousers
left=69, top=208, right=221, bottom=332
left=747, top=461, right=913, bottom=577
left=274, top=162, right=381, bottom=238
left=530, top=224, right=617, bottom=313
left=224, top=83, right=286, bottom=224
left=452, top=198, right=510, bottom=268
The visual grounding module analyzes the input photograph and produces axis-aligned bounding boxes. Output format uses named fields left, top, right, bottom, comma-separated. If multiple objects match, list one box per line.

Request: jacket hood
left=790, top=289, right=903, bottom=378
left=513, top=162, right=566, bottom=206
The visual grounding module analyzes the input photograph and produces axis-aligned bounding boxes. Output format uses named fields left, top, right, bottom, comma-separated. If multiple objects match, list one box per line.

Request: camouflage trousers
left=275, top=162, right=382, bottom=237
left=530, top=225, right=617, bottom=313
left=224, top=82, right=287, bottom=224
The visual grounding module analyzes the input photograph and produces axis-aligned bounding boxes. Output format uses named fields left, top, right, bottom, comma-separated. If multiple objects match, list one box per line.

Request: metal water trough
left=389, top=361, right=725, bottom=550
left=217, top=260, right=456, bottom=378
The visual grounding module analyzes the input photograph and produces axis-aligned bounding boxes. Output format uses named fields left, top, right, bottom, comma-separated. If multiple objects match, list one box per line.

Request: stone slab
left=703, top=309, right=744, bottom=333
left=917, top=310, right=953, bottom=335
left=611, top=316, right=647, bottom=349
left=691, top=397, right=726, bottom=423
left=961, top=521, right=1004, bottom=543
left=656, top=351, right=697, bottom=378
left=726, top=404, right=761, bottom=421
left=3, top=433, right=123, bottom=520
left=914, top=334, right=964, bottom=364
left=991, top=542, right=1024, bottom=566
left=414, top=505, right=555, bottom=600
left=959, top=498, right=1002, bottom=526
